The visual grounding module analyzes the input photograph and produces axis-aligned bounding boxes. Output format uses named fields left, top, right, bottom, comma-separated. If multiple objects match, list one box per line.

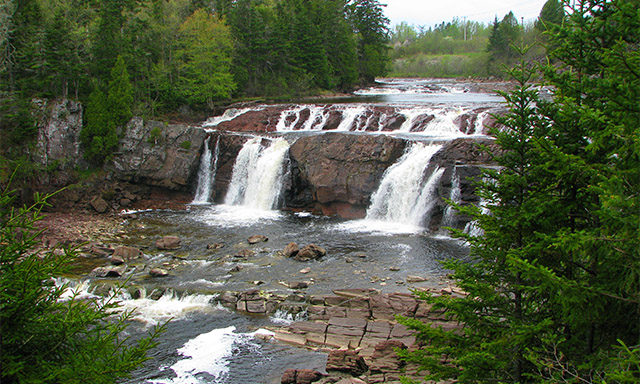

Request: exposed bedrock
left=286, top=133, right=406, bottom=218
left=110, top=118, right=207, bottom=190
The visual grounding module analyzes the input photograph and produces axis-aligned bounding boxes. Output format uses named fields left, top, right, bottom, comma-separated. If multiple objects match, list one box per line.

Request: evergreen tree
left=399, top=1, right=639, bottom=382
left=535, top=0, right=565, bottom=34
left=80, top=86, right=118, bottom=165
left=107, top=55, right=134, bottom=128
left=0, top=187, right=162, bottom=383
left=347, top=0, right=390, bottom=83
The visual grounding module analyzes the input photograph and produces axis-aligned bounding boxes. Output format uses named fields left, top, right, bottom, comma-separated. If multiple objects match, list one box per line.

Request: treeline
left=389, top=0, right=564, bottom=78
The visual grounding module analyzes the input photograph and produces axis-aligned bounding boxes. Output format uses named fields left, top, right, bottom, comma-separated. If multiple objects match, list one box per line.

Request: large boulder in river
left=281, top=369, right=325, bottom=384
left=294, top=244, right=326, bottom=261
left=287, top=133, right=405, bottom=218
left=110, top=117, right=206, bottom=191
left=156, top=236, right=181, bottom=250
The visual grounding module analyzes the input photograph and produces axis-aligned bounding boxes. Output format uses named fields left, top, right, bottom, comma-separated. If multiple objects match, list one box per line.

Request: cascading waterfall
left=366, top=143, right=444, bottom=227
left=224, top=137, right=290, bottom=210
left=192, top=136, right=220, bottom=204
left=441, top=167, right=461, bottom=229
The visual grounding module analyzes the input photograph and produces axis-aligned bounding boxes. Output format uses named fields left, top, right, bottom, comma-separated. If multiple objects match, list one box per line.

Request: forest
left=0, top=0, right=390, bottom=165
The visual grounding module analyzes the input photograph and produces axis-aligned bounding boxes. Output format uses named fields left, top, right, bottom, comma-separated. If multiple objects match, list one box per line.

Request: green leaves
left=0, top=188, right=162, bottom=383
left=400, top=2, right=639, bottom=382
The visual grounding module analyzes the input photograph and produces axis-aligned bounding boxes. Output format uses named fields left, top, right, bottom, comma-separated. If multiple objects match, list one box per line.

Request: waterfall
left=192, top=136, right=220, bottom=204
left=224, top=137, right=290, bottom=210
left=366, top=143, right=444, bottom=227
left=441, top=168, right=461, bottom=229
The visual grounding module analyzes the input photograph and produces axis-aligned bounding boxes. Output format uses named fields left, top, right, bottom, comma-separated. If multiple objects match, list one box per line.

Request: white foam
left=114, top=290, right=218, bottom=326
left=154, top=326, right=252, bottom=384
left=196, top=204, right=283, bottom=227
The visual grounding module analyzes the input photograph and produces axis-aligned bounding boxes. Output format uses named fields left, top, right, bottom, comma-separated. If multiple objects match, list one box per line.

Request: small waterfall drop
left=192, top=136, right=220, bottom=204
left=366, top=143, right=444, bottom=227
left=441, top=168, right=461, bottom=229
left=224, top=137, right=290, bottom=210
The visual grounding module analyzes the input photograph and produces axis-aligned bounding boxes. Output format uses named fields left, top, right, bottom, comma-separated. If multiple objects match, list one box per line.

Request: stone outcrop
left=33, top=99, right=84, bottom=185
left=111, top=118, right=206, bottom=191
left=271, top=287, right=465, bottom=384
left=287, top=133, right=406, bottom=218
left=156, top=236, right=181, bottom=250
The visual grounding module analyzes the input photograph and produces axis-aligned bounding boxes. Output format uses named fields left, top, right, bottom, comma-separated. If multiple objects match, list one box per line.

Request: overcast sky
left=382, top=0, right=549, bottom=28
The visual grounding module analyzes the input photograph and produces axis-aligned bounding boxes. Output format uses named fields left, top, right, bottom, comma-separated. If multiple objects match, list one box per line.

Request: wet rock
left=299, top=267, right=311, bottom=274
left=207, top=243, right=224, bottom=250
left=90, top=197, right=109, bottom=213
left=287, top=133, right=405, bottom=217
left=283, top=242, right=299, bottom=258
left=156, top=236, right=181, bottom=250
left=112, top=246, right=143, bottom=261
left=280, top=281, right=309, bottom=290
left=120, top=198, right=132, bottom=207
left=235, top=249, right=256, bottom=259
left=90, top=243, right=114, bottom=257
left=247, top=235, right=268, bottom=244
left=406, top=275, right=427, bottom=283
left=229, top=265, right=243, bottom=273
left=149, top=268, right=169, bottom=277
left=281, top=368, right=325, bottom=384
left=294, top=244, right=326, bottom=261
left=326, top=349, right=368, bottom=376
left=91, top=265, right=126, bottom=278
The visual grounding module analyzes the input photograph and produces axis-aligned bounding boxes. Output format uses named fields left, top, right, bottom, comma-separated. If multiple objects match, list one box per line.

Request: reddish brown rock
left=156, top=235, right=181, bottom=250
left=283, top=242, right=299, bottom=257
left=281, top=369, right=325, bottom=384
left=326, top=349, right=369, bottom=376
left=294, top=244, right=326, bottom=261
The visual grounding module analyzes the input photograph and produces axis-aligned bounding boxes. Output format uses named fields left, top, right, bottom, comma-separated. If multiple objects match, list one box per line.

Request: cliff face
left=110, top=118, right=206, bottom=191
left=34, top=97, right=498, bottom=231
left=287, top=133, right=406, bottom=218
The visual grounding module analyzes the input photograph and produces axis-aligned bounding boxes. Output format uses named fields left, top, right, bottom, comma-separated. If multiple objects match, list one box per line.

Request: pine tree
left=107, top=55, right=134, bottom=128
left=399, top=1, right=639, bottom=382
left=0, top=186, right=162, bottom=383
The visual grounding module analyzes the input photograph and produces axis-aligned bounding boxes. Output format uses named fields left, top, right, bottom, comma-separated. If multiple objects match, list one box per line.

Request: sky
left=382, top=0, right=549, bottom=28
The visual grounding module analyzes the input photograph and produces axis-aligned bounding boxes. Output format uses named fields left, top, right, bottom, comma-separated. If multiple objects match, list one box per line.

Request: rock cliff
left=110, top=118, right=206, bottom=190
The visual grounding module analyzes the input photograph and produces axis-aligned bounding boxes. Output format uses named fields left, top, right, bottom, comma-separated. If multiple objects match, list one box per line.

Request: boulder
left=283, top=242, right=299, bottom=258
left=326, top=349, right=369, bottom=376
left=156, top=236, right=181, bottom=250
left=234, top=249, right=256, bottom=259
left=294, top=244, right=326, bottom=261
left=247, top=235, right=268, bottom=244
left=91, top=265, right=126, bottom=278
left=112, top=246, right=143, bottom=261
left=149, top=268, right=169, bottom=277
left=90, top=197, right=109, bottom=213
left=281, top=369, right=325, bottom=384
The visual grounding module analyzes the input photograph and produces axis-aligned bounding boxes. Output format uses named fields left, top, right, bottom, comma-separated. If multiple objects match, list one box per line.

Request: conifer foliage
left=0, top=186, right=162, bottom=383
left=399, top=1, right=639, bottom=382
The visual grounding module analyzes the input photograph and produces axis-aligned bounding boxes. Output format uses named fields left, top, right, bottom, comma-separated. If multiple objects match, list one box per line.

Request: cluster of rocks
left=87, top=235, right=184, bottom=279
left=271, top=288, right=465, bottom=384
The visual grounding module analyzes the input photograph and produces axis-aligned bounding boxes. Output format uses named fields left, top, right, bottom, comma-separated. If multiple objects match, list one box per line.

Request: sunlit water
left=85, top=78, right=499, bottom=383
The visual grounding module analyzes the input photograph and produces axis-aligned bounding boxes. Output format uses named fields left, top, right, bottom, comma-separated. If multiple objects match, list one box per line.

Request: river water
left=69, top=78, right=503, bottom=384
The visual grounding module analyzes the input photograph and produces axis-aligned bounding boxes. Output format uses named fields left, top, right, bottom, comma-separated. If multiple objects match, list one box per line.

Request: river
left=67, top=78, right=504, bottom=384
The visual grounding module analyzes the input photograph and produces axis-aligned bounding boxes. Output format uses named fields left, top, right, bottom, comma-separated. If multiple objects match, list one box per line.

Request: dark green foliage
left=107, top=55, right=134, bottom=128
left=535, top=0, right=565, bottom=33
left=347, top=0, right=390, bottom=82
left=0, top=186, right=162, bottom=383
left=399, top=1, right=639, bottom=382
left=487, top=12, right=522, bottom=76
left=80, top=87, right=118, bottom=165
